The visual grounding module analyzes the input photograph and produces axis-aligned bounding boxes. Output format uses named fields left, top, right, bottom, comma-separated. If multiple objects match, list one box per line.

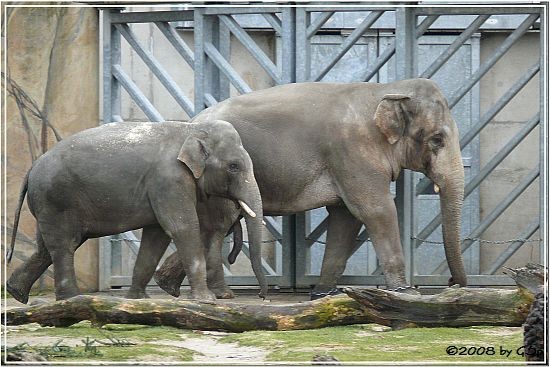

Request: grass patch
left=5, top=321, right=198, bottom=362
left=219, top=324, right=525, bottom=362
left=9, top=321, right=194, bottom=342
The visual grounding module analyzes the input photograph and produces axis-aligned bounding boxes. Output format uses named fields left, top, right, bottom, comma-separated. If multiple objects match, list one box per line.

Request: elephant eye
left=429, top=134, right=444, bottom=151
left=228, top=163, right=240, bottom=173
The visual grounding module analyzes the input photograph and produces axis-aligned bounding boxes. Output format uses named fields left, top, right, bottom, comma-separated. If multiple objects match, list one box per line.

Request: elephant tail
left=228, top=219, right=243, bottom=264
left=7, top=169, right=30, bottom=262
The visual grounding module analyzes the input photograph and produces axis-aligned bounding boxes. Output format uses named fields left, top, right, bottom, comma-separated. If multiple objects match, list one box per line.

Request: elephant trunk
left=238, top=179, right=268, bottom=299
left=438, top=159, right=467, bottom=287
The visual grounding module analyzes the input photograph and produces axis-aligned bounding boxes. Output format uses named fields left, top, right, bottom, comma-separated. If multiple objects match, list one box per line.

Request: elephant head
left=374, top=78, right=467, bottom=287
left=178, top=119, right=267, bottom=298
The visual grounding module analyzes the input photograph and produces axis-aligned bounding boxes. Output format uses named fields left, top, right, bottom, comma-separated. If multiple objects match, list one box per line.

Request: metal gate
left=99, top=4, right=545, bottom=291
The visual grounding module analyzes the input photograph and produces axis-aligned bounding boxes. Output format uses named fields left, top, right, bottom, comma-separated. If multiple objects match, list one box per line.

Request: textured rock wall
left=4, top=7, right=100, bottom=292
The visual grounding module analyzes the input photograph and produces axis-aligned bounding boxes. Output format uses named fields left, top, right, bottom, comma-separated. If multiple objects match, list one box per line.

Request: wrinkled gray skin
left=6, top=120, right=266, bottom=303
left=151, top=78, right=467, bottom=297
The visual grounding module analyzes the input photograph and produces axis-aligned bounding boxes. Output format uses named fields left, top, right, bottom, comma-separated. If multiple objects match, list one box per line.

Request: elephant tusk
left=238, top=200, right=256, bottom=218
left=434, top=184, right=440, bottom=194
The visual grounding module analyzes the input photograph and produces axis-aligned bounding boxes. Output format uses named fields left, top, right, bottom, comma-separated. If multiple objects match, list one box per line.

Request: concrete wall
left=4, top=7, right=100, bottom=293
left=478, top=32, right=541, bottom=273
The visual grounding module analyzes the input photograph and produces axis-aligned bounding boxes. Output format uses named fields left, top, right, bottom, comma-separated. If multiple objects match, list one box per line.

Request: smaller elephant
left=7, top=120, right=267, bottom=302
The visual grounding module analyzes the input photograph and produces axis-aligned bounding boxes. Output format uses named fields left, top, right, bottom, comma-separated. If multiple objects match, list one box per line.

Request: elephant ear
left=374, top=94, right=412, bottom=145
left=177, top=133, right=209, bottom=179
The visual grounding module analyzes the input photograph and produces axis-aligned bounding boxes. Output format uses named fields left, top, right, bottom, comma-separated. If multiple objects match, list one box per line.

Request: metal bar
left=414, top=113, right=540, bottom=246
left=314, top=11, right=384, bottom=81
left=112, top=64, right=164, bottom=122
left=204, top=93, right=217, bottom=107
left=98, top=237, right=112, bottom=291
left=305, top=217, right=329, bottom=247
left=116, top=23, right=195, bottom=117
left=102, top=9, right=113, bottom=124
left=154, top=21, right=194, bottom=67
left=394, top=7, right=416, bottom=285
left=282, top=215, right=296, bottom=288
left=204, top=7, right=281, bottom=15
left=111, top=10, right=194, bottom=24
left=306, top=11, right=335, bottom=38
left=262, top=13, right=282, bottom=35
left=219, top=15, right=281, bottom=84
left=433, top=166, right=539, bottom=273
left=415, top=7, right=543, bottom=16
left=281, top=7, right=296, bottom=84
left=360, top=13, right=436, bottom=82
left=416, top=62, right=540, bottom=194
left=204, top=41, right=252, bottom=94
left=240, top=243, right=277, bottom=276
left=448, top=13, right=539, bottom=108
left=295, top=8, right=311, bottom=82
left=218, top=20, right=231, bottom=101
left=194, top=9, right=206, bottom=115
left=361, top=42, right=396, bottom=82
left=464, top=113, right=539, bottom=196
left=486, top=219, right=540, bottom=275
left=415, top=14, right=440, bottom=38
left=264, top=217, right=283, bottom=242
left=102, top=9, right=122, bottom=123
left=420, top=14, right=491, bottom=78
left=538, top=7, right=546, bottom=266
left=460, top=62, right=540, bottom=149
left=304, top=6, right=397, bottom=12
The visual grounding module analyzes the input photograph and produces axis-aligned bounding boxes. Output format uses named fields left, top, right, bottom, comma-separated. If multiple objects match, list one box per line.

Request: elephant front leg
left=205, top=234, right=234, bottom=299
left=313, top=206, right=362, bottom=299
left=342, top=191, right=417, bottom=294
left=127, top=225, right=171, bottom=299
left=157, top=214, right=215, bottom=301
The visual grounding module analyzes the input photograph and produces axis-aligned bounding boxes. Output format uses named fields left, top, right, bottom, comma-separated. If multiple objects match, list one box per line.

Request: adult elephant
left=154, top=78, right=468, bottom=297
left=6, top=120, right=267, bottom=303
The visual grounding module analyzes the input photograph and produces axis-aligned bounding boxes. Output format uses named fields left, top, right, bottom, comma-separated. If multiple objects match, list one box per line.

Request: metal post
left=281, top=7, right=296, bottom=84
left=295, top=8, right=311, bottom=82
left=102, top=8, right=121, bottom=124
left=394, top=7, right=416, bottom=285
left=194, top=9, right=206, bottom=115
left=218, top=20, right=231, bottom=101
left=539, top=6, right=546, bottom=266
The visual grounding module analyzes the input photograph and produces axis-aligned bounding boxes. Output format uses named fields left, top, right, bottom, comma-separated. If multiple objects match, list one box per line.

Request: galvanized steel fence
left=99, top=4, right=546, bottom=291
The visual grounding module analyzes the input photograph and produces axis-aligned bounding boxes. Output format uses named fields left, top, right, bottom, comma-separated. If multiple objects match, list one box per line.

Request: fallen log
left=3, top=265, right=543, bottom=331
left=344, top=286, right=533, bottom=328
left=4, top=294, right=370, bottom=332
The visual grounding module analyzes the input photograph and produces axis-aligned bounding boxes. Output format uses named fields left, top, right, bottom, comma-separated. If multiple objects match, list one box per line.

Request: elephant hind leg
left=38, top=221, right=83, bottom=301
left=127, top=225, right=171, bottom=299
left=7, top=229, right=52, bottom=304
left=314, top=205, right=362, bottom=294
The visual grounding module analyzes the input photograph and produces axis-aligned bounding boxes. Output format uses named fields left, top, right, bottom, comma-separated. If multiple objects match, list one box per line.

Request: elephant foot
left=190, top=289, right=217, bottom=302
left=211, top=286, right=235, bottom=299
left=55, top=288, right=80, bottom=301
left=310, top=288, right=343, bottom=301
left=126, top=288, right=151, bottom=299
left=6, top=281, right=29, bottom=304
left=153, top=273, right=181, bottom=298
